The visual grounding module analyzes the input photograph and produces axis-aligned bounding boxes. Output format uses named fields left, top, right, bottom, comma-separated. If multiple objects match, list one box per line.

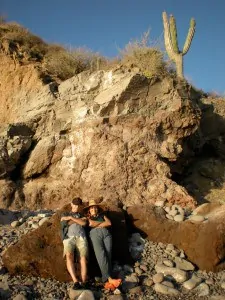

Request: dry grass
left=0, top=22, right=48, bottom=60
left=120, top=30, right=172, bottom=78
left=0, top=22, right=172, bottom=81
left=43, top=44, right=107, bottom=80
left=0, top=22, right=108, bottom=81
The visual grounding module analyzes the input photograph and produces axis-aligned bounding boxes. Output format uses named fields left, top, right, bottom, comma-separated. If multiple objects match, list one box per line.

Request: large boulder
left=2, top=68, right=200, bottom=209
left=128, top=203, right=225, bottom=272
left=2, top=204, right=130, bottom=281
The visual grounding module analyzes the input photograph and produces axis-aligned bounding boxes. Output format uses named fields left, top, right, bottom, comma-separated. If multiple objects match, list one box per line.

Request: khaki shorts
left=63, top=236, right=88, bottom=258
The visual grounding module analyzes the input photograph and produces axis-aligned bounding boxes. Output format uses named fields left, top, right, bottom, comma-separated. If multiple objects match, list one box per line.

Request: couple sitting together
left=60, top=197, right=121, bottom=290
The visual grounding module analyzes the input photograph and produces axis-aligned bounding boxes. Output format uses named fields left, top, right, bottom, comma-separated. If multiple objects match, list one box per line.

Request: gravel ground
left=1, top=210, right=225, bottom=300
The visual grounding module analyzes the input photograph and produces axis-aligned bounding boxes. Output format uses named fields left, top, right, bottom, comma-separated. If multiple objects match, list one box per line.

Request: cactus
left=162, top=12, right=196, bottom=79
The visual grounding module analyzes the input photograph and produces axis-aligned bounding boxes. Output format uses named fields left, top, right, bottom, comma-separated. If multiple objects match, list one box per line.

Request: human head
left=84, top=198, right=104, bottom=216
left=89, top=205, right=99, bottom=217
left=71, top=197, right=82, bottom=212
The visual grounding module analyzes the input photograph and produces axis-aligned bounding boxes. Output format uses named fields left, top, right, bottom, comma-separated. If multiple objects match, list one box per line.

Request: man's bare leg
left=80, top=256, right=87, bottom=283
left=66, top=252, right=79, bottom=283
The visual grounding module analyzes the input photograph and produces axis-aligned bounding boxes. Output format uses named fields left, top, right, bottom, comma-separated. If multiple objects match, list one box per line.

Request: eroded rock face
left=171, top=96, right=225, bottom=206
left=0, top=62, right=200, bottom=209
left=0, top=180, right=16, bottom=208
left=0, top=124, right=33, bottom=178
left=2, top=204, right=130, bottom=281
left=127, top=204, right=225, bottom=272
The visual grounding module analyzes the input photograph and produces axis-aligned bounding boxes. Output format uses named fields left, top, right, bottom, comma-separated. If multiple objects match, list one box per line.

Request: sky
left=1, top=0, right=224, bottom=95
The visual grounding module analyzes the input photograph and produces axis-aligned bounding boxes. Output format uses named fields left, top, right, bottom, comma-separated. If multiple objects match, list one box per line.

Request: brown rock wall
left=128, top=204, right=225, bottom=272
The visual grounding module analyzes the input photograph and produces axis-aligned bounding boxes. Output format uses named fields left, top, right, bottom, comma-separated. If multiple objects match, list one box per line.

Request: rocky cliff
left=0, top=47, right=225, bottom=211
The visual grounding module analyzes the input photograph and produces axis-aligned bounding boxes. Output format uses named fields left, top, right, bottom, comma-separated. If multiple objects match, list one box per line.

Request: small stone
left=123, top=274, right=139, bottom=290
left=78, top=290, right=95, bottom=300
left=180, top=250, right=185, bottom=258
left=174, top=257, right=195, bottom=271
left=221, top=281, right=225, bottom=289
left=155, top=200, right=165, bottom=207
left=164, top=207, right=170, bottom=213
left=142, top=278, right=153, bottom=287
left=158, top=242, right=165, bottom=248
left=155, top=263, right=187, bottom=283
left=38, top=217, right=49, bottom=226
left=107, top=295, right=124, bottom=300
left=139, top=264, right=148, bottom=272
left=205, top=278, right=214, bottom=285
left=12, top=295, right=27, bottom=300
left=188, top=215, right=205, bottom=222
left=197, top=283, right=210, bottom=296
left=161, top=281, right=174, bottom=288
left=11, top=221, right=20, bottom=228
left=31, top=223, right=39, bottom=229
left=134, top=267, right=143, bottom=275
left=154, top=283, right=179, bottom=296
left=37, top=213, right=48, bottom=218
left=174, top=215, right=184, bottom=222
left=113, top=288, right=121, bottom=295
left=68, top=289, right=95, bottom=300
left=129, top=286, right=142, bottom=295
left=170, top=249, right=180, bottom=257
left=24, top=279, right=34, bottom=286
left=169, top=209, right=178, bottom=217
left=166, top=214, right=174, bottom=220
left=153, top=273, right=164, bottom=283
left=210, top=296, right=225, bottom=300
left=163, top=260, right=174, bottom=267
left=166, top=244, right=175, bottom=251
left=183, top=274, right=202, bottom=290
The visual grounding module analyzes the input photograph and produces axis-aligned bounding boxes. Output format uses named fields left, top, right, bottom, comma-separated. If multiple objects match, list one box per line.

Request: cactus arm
left=183, top=18, right=196, bottom=55
left=169, top=15, right=179, bottom=54
left=162, top=12, right=176, bottom=60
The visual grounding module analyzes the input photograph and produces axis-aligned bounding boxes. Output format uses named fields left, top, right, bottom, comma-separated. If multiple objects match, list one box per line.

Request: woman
left=85, top=199, right=121, bottom=288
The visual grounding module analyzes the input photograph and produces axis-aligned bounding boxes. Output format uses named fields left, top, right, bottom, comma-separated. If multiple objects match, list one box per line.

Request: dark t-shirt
left=89, top=213, right=112, bottom=235
left=90, top=214, right=105, bottom=222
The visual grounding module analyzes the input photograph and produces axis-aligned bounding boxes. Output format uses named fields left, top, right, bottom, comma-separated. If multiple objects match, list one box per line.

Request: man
left=61, top=197, right=88, bottom=289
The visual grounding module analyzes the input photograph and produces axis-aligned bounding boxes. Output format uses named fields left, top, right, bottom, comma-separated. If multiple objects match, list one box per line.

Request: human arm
left=89, top=215, right=111, bottom=228
left=61, top=216, right=87, bottom=227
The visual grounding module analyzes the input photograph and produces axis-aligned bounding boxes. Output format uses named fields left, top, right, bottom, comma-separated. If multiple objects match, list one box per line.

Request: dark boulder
left=2, top=204, right=130, bottom=281
left=128, top=204, right=225, bottom=272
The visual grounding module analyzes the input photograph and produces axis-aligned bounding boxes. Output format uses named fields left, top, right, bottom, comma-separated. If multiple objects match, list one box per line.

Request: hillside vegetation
left=0, top=20, right=172, bottom=82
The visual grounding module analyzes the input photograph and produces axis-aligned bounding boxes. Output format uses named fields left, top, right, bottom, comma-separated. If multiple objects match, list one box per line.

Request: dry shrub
left=44, top=45, right=107, bottom=80
left=120, top=30, right=169, bottom=78
left=0, top=15, right=7, bottom=24
left=0, top=22, right=109, bottom=80
left=0, top=22, right=48, bottom=60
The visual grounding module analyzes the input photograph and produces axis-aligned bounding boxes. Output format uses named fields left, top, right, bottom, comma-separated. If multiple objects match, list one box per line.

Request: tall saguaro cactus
left=162, top=12, right=196, bottom=79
